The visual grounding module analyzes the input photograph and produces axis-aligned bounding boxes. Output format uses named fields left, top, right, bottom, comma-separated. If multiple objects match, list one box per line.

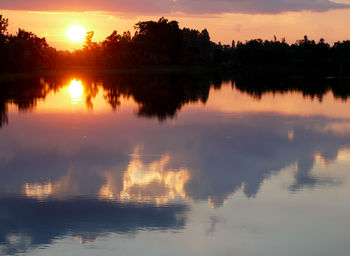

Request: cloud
left=0, top=0, right=349, bottom=14
left=175, top=0, right=350, bottom=14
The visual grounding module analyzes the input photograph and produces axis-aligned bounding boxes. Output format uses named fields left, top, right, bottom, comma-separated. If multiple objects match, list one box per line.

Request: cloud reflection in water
left=1, top=73, right=350, bottom=255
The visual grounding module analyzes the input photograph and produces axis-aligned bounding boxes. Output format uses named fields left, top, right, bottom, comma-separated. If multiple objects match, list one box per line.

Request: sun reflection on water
left=68, top=79, right=84, bottom=104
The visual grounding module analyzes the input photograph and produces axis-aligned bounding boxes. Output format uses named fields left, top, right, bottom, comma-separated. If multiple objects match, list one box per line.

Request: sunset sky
left=1, top=0, right=350, bottom=50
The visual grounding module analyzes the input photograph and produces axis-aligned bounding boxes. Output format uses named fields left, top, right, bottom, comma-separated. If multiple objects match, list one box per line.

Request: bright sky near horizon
left=1, top=0, right=350, bottom=50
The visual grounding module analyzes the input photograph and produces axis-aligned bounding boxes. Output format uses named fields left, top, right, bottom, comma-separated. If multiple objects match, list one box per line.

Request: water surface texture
left=1, top=73, right=350, bottom=256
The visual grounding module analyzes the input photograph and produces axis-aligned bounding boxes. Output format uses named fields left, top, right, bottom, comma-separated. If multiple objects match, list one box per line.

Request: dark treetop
left=1, top=15, right=350, bottom=76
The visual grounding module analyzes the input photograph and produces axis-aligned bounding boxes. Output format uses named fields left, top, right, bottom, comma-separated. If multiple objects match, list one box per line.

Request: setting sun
left=66, top=25, right=86, bottom=42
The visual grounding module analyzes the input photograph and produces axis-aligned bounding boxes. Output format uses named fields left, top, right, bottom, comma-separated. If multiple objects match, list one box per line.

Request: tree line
left=1, top=15, right=350, bottom=76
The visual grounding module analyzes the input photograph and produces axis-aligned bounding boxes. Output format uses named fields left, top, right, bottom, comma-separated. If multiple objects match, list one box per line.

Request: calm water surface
left=0, top=73, right=350, bottom=256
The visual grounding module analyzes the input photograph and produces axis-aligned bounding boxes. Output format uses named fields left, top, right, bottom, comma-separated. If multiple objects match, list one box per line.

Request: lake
left=0, top=72, right=350, bottom=256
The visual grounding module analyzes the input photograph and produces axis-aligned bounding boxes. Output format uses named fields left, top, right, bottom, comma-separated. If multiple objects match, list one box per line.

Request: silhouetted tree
left=333, top=41, right=350, bottom=77
left=0, top=15, right=9, bottom=71
left=132, top=17, right=184, bottom=64
left=0, top=15, right=8, bottom=36
left=1, top=14, right=350, bottom=76
left=0, top=15, right=52, bottom=72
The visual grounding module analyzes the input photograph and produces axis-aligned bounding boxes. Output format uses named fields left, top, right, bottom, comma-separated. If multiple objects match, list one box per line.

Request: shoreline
left=1, top=65, right=350, bottom=84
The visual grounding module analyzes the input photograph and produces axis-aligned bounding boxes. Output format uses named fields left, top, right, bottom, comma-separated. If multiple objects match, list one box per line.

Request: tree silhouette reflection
left=1, top=73, right=350, bottom=127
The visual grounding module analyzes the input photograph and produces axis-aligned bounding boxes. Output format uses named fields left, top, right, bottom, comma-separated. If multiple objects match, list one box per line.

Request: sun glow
left=68, top=79, right=84, bottom=103
left=66, top=25, right=86, bottom=42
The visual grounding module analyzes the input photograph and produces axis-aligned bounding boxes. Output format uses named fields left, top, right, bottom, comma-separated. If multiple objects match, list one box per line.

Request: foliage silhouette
left=1, top=14, right=350, bottom=75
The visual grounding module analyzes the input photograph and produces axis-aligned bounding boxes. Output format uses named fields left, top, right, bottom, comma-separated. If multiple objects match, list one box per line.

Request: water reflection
left=68, top=79, right=84, bottom=104
left=0, top=197, right=187, bottom=255
left=1, top=108, right=349, bottom=206
left=24, top=182, right=52, bottom=200
left=1, top=73, right=350, bottom=205
left=100, top=148, right=190, bottom=205
left=1, top=73, right=350, bottom=255
left=1, top=73, right=350, bottom=128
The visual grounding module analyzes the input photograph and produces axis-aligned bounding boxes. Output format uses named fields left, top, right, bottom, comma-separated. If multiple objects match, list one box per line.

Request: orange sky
left=1, top=8, right=350, bottom=50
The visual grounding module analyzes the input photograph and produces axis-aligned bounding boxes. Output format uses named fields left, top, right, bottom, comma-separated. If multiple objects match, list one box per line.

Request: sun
left=66, top=25, right=86, bottom=42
